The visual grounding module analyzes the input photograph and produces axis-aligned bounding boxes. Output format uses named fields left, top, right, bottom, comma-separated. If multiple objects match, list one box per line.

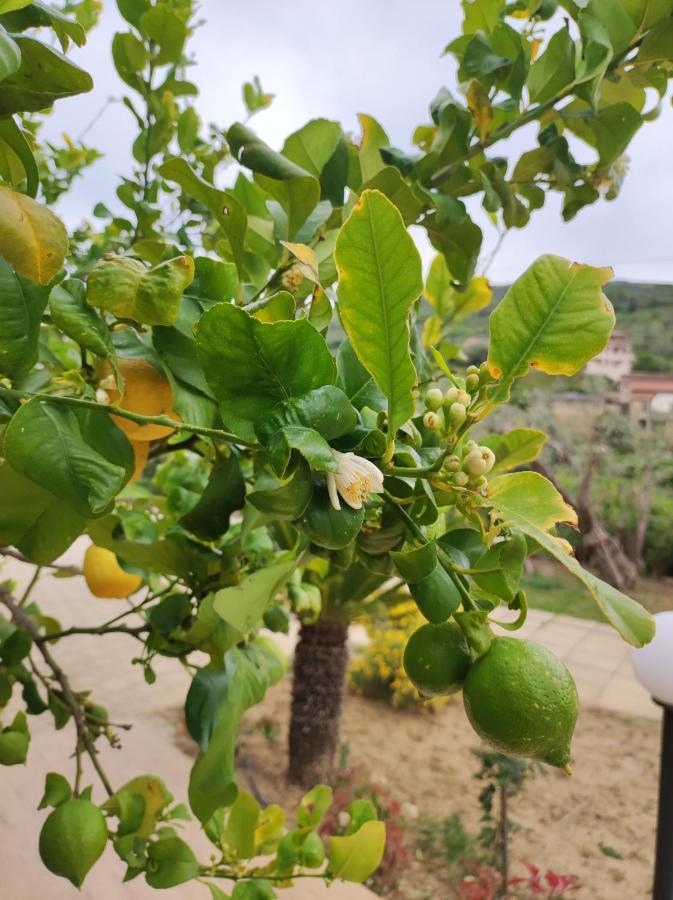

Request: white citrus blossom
left=326, top=449, right=384, bottom=511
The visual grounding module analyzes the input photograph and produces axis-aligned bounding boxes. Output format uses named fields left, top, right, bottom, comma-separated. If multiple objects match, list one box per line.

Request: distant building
left=620, top=373, right=673, bottom=428
left=586, top=331, right=635, bottom=382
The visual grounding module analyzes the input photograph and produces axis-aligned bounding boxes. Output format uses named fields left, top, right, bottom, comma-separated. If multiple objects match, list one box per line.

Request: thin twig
left=1, top=589, right=114, bottom=796
left=1, top=546, right=81, bottom=575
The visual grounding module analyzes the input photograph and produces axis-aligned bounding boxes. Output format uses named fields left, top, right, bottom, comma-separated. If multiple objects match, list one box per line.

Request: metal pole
left=654, top=703, right=673, bottom=900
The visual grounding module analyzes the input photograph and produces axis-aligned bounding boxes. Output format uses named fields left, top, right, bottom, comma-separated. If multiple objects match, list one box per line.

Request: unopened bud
left=466, top=365, right=480, bottom=376
left=453, top=471, right=469, bottom=487
left=423, top=410, right=442, bottom=430
left=462, top=440, right=479, bottom=456
left=463, top=447, right=496, bottom=476
left=466, top=373, right=480, bottom=392
left=448, top=402, right=467, bottom=427
left=95, top=388, right=111, bottom=405
left=445, top=455, right=461, bottom=472
left=456, top=390, right=471, bottom=406
left=425, top=387, right=444, bottom=411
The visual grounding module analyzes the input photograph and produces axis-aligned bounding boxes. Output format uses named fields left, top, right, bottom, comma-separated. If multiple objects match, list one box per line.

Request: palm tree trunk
left=288, top=620, right=349, bottom=787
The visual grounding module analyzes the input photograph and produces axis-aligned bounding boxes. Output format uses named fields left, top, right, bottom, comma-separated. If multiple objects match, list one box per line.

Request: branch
left=40, top=624, right=149, bottom=643
left=0, top=546, right=81, bottom=575
left=0, top=386, right=255, bottom=447
left=0, top=588, right=114, bottom=796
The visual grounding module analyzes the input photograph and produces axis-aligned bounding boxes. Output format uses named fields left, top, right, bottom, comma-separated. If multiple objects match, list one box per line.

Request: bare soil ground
left=221, top=678, right=661, bottom=900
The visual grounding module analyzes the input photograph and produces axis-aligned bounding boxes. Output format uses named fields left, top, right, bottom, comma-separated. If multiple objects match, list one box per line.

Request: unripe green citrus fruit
left=463, top=637, right=578, bottom=769
left=403, top=622, right=471, bottom=697
left=39, top=798, right=108, bottom=887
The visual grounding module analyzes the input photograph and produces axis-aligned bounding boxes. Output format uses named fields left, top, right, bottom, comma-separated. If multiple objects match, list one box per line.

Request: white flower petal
left=326, top=472, right=341, bottom=511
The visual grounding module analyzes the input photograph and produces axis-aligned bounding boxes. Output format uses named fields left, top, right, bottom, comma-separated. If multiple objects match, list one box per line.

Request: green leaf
left=327, top=820, right=386, bottom=883
left=180, top=454, right=246, bottom=541
left=0, top=720, right=29, bottom=765
left=0, top=462, right=87, bottom=564
left=248, top=462, right=313, bottom=520
left=335, top=189, right=422, bottom=444
left=232, top=881, right=275, bottom=900
left=87, top=514, right=200, bottom=580
left=228, top=122, right=320, bottom=238
left=185, top=667, right=230, bottom=751
left=0, top=116, right=39, bottom=196
left=196, top=303, right=336, bottom=441
left=424, top=210, right=482, bottom=286
left=38, top=772, right=72, bottom=809
left=361, top=165, right=423, bottom=226
left=356, top=113, right=389, bottom=183
left=213, top=557, right=297, bottom=635
left=472, top=530, right=527, bottom=603
left=486, top=255, right=615, bottom=406
left=86, top=254, right=194, bottom=326
left=138, top=5, right=186, bottom=65
left=265, top=426, right=337, bottom=477
left=188, top=639, right=286, bottom=823
left=250, top=290, right=295, bottom=323
left=296, top=784, right=333, bottom=828
left=481, top=428, right=547, bottom=473
left=223, top=790, right=260, bottom=859
left=49, top=279, right=114, bottom=359
left=4, top=400, right=127, bottom=517
left=0, top=186, right=68, bottom=284
left=488, top=472, right=655, bottom=646
left=527, top=26, right=576, bottom=104
left=0, top=257, right=49, bottom=378
left=637, top=18, right=673, bottom=62
left=561, top=102, right=642, bottom=166
left=145, top=836, right=198, bottom=889
left=0, top=35, right=92, bottom=114
left=461, top=0, right=506, bottom=35
left=117, top=0, right=150, bottom=27
left=0, top=24, right=20, bottom=81
left=282, top=118, right=342, bottom=180
left=158, top=157, right=247, bottom=279
left=0, top=0, right=33, bottom=12
left=256, top=385, right=356, bottom=445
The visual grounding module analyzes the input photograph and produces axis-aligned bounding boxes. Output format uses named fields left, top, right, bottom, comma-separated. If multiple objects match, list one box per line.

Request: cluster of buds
left=421, top=362, right=492, bottom=436
left=443, top=440, right=496, bottom=494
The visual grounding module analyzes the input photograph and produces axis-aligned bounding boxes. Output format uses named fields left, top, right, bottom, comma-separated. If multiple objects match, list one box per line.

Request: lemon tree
left=1, top=0, right=671, bottom=892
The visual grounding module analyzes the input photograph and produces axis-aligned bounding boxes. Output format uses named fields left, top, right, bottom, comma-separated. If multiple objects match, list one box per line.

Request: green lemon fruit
left=39, top=798, right=108, bottom=887
left=463, top=637, right=578, bottom=769
left=403, top=622, right=471, bottom=697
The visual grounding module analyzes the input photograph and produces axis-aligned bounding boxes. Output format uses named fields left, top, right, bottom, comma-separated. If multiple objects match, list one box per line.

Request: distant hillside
left=452, top=281, right=673, bottom=372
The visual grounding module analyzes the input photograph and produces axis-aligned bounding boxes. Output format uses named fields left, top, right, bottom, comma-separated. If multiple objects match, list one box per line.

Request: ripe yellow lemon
left=129, top=439, right=149, bottom=482
left=98, top=358, right=179, bottom=441
left=83, top=545, right=142, bottom=599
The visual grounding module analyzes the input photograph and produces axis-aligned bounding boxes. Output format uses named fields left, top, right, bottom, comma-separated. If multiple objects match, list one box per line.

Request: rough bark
left=288, top=620, right=349, bottom=787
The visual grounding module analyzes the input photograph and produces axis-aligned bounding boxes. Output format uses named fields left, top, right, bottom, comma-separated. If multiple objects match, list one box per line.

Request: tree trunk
left=288, top=620, right=349, bottom=787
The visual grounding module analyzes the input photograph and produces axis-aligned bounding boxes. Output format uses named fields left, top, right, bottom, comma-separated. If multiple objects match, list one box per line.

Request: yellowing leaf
left=488, top=471, right=577, bottom=532
left=481, top=428, right=547, bottom=473
left=327, top=820, right=386, bottom=883
left=467, top=79, right=493, bottom=141
left=487, top=255, right=614, bottom=406
left=425, top=254, right=492, bottom=322
left=87, top=254, right=194, bottom=326
left=0, top=186, right=67, bottom=284
left=280, top=241, right=320, bottom=283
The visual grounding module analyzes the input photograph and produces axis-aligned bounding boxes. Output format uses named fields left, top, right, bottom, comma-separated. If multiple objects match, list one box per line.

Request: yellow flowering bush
left=349, top=601, right=451, bottom=711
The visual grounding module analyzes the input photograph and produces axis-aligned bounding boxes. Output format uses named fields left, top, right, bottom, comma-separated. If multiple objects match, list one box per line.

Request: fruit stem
left=383, top=449, right=448, bottom=477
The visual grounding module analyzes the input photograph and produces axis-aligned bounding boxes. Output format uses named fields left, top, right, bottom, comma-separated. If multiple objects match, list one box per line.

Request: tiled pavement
left=0, top=542, right=659, bottom=897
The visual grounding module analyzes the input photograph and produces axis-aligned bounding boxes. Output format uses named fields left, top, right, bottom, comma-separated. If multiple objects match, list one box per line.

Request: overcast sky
left=45, top=0, right=673, bottom=285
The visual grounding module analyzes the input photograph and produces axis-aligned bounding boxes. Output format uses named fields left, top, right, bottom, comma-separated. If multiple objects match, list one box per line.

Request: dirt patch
left=222, top=678, right=661, bottom=900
